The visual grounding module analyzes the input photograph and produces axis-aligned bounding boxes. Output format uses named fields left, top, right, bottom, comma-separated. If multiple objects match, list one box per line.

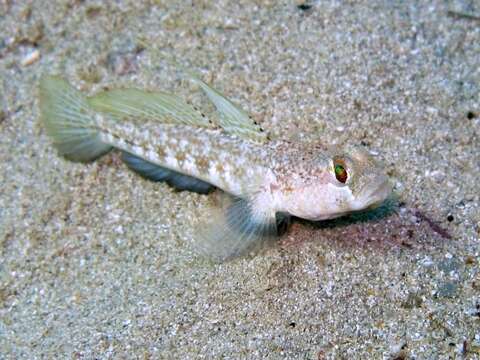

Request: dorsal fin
left=185, top=70, right=269, bottom=143
left=88, top=88, right=212, bottom=128
left=94, top=39, right=269, bottom=142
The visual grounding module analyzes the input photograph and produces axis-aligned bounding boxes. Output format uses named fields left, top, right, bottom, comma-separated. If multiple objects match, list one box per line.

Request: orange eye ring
left=334, top=162, right=348, bottom=183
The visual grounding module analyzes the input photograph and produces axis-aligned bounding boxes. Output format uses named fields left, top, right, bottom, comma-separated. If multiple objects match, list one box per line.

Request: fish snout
left=356, top=176, right=392, bottom=210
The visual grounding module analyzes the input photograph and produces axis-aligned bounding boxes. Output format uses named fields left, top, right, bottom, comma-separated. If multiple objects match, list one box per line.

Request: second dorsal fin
left=134, top=39, right=269, bottom=142
left=88, top=88, right=212, bottom=128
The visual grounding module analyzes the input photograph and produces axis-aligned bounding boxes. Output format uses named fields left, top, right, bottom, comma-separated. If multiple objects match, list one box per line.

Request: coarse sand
left=0, top=1, right=479, bottom=358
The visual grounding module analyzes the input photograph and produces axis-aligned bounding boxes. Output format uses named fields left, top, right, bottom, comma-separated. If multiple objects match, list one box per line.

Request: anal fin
left=122, top=152, right=214, bottom=194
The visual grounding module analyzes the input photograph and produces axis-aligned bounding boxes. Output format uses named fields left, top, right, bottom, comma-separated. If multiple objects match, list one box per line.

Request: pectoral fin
left=194, top=194, right=281, bottom=262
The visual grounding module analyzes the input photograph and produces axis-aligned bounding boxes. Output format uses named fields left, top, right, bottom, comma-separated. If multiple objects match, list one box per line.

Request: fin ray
left=134, top=40, right=268, bottom=142
left=39, top=76, right=112, bottom=162
left=88, top=88, right=211, bottom=128
left=186, top=72, right=268, bottom=143
left=194, top=194, right=279, bottom=262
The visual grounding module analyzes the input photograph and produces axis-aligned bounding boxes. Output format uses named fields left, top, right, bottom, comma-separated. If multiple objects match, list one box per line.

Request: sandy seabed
left=1, top=1, right=479, bottom=358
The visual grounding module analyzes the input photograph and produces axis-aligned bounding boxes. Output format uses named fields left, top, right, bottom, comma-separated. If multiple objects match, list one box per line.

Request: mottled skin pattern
left=97, top=115, right=271, bottom=197
left=97, top=113, right=391, bottom=222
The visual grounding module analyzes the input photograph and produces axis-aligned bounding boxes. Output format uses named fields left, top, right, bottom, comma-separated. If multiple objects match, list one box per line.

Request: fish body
left=98, top=119, right=270, bottom=197
left=39, top=70, right=392, bottom=261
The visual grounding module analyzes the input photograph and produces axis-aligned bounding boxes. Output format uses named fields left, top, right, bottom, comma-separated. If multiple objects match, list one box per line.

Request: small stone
left=296, top=0, right=313, bottom=11
left=436, top=282, right=458, bottom=298
left=427, top=169, right=445, bottom=183
left=389, top=341, right=408, bottom=360
left=465, top=193, right=475, bottom=202
left=465, top=256, right=476, bottom=265
left=437, top=256, right=460, bottom=273
left=77, top=63, right=103, bottom=83
left=472, top=275, right=480, bottom=290
left=402, top=292, right=423, bottom=309
left=105, top=50, right=138, bottom=76
left=21, top=49, right=40, bottom=66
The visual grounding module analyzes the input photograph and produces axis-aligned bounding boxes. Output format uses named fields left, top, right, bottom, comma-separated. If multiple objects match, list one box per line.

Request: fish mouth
left=354, top=176, right=392, bottom=210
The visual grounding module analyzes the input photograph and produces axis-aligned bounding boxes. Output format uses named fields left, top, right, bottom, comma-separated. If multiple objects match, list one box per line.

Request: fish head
left=280, top=145, right=392, bottom=220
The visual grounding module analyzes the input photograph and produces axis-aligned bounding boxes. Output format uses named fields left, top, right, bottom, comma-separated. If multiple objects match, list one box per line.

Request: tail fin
left=39, top=76, right=112, bottom=162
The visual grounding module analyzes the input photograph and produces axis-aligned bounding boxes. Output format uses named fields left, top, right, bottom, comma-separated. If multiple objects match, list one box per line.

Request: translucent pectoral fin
left=122, top=152, right=214, bottom=194
left=194, top=194, right=279, bottom=262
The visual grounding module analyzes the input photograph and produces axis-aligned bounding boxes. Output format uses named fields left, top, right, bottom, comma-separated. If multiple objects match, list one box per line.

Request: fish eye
left=333, top=159, right=348, bottom=183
